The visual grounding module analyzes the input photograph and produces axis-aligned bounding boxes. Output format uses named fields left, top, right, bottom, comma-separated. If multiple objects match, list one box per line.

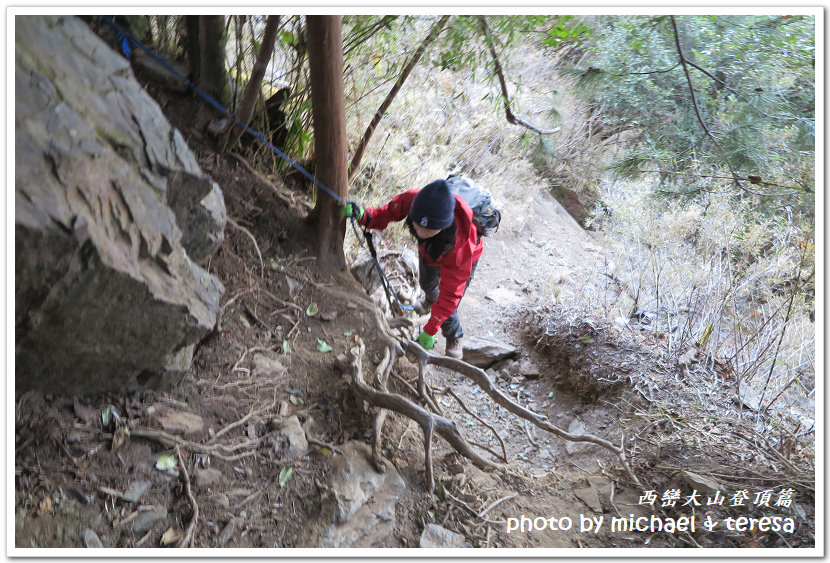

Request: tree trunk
left=198, top=15, right=228, bottom=103
left=348, top=15, right=450, bottom=182
left=184, top=16, right=200, bottom=80
left=220, top=15, right=281, bottom=152
left=306, top=15, right=347, bottom=271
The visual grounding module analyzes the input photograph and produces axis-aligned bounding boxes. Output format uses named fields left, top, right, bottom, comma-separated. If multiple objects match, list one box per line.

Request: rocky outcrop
left=15, top=16, right=225, bottom=394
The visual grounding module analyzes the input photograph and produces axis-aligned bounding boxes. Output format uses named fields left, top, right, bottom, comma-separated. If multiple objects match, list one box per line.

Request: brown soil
left=14, top=80, right=814, bottom=552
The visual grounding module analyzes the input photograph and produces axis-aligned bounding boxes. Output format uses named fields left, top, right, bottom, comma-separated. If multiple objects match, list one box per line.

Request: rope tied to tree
left=97, top=15, right=345, bottom=207
left=100, top=16, right=414, bottom=317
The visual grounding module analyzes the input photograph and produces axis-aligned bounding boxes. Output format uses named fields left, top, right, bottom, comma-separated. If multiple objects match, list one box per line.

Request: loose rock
left=420, top=524, right=465, bottom=548
left=681, top=471, right=721, bottom=496
left=275, top=415, right=308, bottom=462
left=518, top=360, right=542, bottom=379
left=461, top=336, right=518, bottom=369
left=217, top=517, right=236, bottom=546
left=484, top=287, right=523, bottom=307
left=82, top=528, right=104, bottom=548
left=132, top=505, right=167, bottom=534
left=565, top=418, right=586, bottom=456
left=150, top=405, right=205, bottom=436
left=194, top=468, right=222, bottom=489
left=573, top=487, right=603, bottom=513
left=121, top=480, right=152, bottom=503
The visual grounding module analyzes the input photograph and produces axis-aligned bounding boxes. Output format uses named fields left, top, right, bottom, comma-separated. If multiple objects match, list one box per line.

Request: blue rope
left=97, top=15, right=344, bottom=206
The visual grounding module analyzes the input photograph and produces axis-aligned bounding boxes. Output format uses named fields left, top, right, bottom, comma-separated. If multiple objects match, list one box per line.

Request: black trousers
left=419, top=254, right=479, bottom=339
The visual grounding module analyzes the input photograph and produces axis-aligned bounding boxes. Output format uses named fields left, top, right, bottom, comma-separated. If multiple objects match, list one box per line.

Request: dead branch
left=176, top=446, right=199, bottom=548
left=227, top=217, right=264, bottom=274
left=479, top=16, right=561, bottom=136
left=227, top=152, right=304, bottom=210
left=348, top=15, right=451, bottom=181
left=479, top=492, right=517, bottom=518
left=302, top=417, right=344, bottom=455
left=128, top=428, right=258, bottom=462
left=211, top=391, right=278, bottom=441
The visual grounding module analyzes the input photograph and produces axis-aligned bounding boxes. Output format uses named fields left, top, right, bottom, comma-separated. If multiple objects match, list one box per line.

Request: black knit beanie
left=409, top=180, right=456, bottom=230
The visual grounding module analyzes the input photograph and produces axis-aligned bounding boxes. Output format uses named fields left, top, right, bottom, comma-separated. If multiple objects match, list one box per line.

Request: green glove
left=417, top=331, right=435, bottom=350
left=341, top=201, right=364, bottom=220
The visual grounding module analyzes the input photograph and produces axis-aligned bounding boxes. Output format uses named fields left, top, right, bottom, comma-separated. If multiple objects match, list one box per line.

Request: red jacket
left=361, top=189, right=483, bottom=335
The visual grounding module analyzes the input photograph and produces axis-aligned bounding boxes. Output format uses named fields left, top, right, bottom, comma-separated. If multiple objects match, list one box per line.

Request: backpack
left=445, top=174, right=502, bottom=237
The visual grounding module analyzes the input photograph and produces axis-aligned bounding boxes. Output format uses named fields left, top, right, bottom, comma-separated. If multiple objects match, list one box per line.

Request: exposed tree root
left=404, top=340, right=641, bottom=486
left=175, top=446, right=198, bottom=548
left=345, top=339, right=507, bottom=492
left=321, top=278, right=642, bottom=488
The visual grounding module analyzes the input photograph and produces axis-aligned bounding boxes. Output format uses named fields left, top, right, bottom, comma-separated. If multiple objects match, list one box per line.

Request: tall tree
left=306, top=15, right=348, bottom=271
left=220, top=15, right=281, bottom=152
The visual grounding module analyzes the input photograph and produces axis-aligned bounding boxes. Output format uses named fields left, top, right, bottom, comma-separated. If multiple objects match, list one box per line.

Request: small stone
left=218, top=517, right=236, bottom=546
left=73, top=398, right=98, bottom=423
left=792, top=503, right=807, bottom=520
left=320, top=311, right=337, bottom=321
left=565, top=419, right=586, bottom=455
left=82, top=528, right=104, bottom=548
left=518, top=360, right=541, bottom=379
left=681, top=471, right=721, bottom=496
left=132, top=505, right=167, bottom=534
left=420, top=524, right=465, bottom=548
left=209, top=493, right=230, bottom=509
left=574, top=487, right=603, bottom=513
left=151, top=405, right=204, bottom=436
left=194, top=468, right=222, bottom=488
left=278, top=401, right=290, bottom=417
left=121, top=480, right=152, bottom=503
left=735, top=383, right=763, bottom=411
left=484, top=287, right=522, bottom=307
left=275, top=415, right=308, bottom=462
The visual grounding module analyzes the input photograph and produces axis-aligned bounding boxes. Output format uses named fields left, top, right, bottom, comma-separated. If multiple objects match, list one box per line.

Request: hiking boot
left=413, top=299, right=433, bottom=316
left=445, top=337, right=463, bottom=359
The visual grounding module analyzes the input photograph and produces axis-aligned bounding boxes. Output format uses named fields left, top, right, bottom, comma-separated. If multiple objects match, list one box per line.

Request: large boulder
left=15, top=16, right=226, bottom=395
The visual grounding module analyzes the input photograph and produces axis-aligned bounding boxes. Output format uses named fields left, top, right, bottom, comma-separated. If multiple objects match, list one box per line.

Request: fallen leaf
left=279, top=466, right=293, bottom=488
left=160, top=526, right=181, bottom=546
left=306, top=302, right=318, bottom=317
left=316, top=339, right=332, bottom=353
left=282, top=339, right=291, bottom=354
left=101, top=404, right=114, bottom=427
left=39, top=497, right=54, bottom=514
left=288, top=395, right=304, bottom=406
left=111, top=426, right=131, bottom=453
left=155, top=454, right=177, bottom=471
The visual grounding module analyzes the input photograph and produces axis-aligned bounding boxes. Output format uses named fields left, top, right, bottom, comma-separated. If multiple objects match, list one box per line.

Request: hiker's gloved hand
left=341, top=201, right=364, bottom=220
left=416, top=331, right=435, bottom=350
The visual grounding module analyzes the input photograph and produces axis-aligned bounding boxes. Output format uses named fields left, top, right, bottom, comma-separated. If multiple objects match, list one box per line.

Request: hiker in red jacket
left=342, top=179, right=483, bottom=359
